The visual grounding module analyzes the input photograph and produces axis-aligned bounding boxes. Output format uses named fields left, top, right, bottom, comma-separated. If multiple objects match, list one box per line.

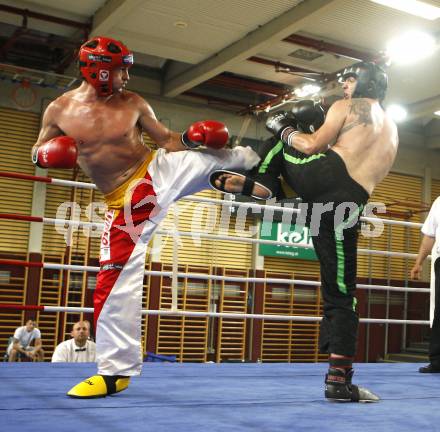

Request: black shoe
left=325, top=368, right=380, bottom=403
left=419, top=363, right=440, bottom=373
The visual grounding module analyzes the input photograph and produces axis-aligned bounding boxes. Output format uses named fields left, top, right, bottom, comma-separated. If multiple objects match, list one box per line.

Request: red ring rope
left=0, top=259, right=43, bottom=268
left=0, top=171, right=51, bottom=183
left=0, top=213, right=43, bottom=222
left=0, top=303, right=44, bottom=311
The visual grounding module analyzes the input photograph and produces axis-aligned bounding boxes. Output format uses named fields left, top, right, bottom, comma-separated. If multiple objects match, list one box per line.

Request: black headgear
left=340, top=62, right=388, bottom=101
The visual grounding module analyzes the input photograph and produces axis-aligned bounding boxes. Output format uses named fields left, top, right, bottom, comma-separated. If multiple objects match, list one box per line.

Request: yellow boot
left=67, top=375, right=130, bottom=398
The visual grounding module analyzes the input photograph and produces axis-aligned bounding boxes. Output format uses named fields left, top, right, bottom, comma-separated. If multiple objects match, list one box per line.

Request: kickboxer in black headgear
left=209, top=62, right=397, bottom=402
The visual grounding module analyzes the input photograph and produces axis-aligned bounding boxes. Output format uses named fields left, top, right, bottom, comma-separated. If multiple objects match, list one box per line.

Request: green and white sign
left=259, top=220, right=317, bottom=260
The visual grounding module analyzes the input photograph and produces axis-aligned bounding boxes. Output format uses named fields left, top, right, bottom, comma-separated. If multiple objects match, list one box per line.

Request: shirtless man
left=210, top=62, right=399, bottom=402
left=31, top=36, right=260, bottom=398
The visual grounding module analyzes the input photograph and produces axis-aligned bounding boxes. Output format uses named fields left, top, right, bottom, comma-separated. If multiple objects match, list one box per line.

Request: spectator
left=52, top=320, right=96, bottom=362
left=82, top=320, right=94, bottom=341
left=8, top=319, right=44, bottom=361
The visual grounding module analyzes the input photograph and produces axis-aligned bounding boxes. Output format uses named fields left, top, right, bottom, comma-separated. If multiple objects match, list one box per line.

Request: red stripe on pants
left=94, top=172, right=157, bottom=326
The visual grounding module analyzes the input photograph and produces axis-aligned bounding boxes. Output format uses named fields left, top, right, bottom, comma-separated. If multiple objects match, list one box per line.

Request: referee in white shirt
left=411, top=196, right=440, bottom=373
left=52, top=320, right=96, bottom=363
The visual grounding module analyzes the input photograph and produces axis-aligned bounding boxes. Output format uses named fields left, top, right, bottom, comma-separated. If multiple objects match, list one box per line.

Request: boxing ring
left=0, top=170, right=438, bottom=432
left=1, top=362, right=439, bottom=432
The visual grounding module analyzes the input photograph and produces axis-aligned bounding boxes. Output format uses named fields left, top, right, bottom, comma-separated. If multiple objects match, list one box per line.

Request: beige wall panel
left=0, top=108, right=39, bottom=253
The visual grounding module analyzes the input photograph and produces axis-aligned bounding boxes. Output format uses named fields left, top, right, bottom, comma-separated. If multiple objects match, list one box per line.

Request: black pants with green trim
left=253, top=140, right=369, bottom=356
left=430, top=258, right=440, bottom=366
left=312, top=204, right=364, bottom=357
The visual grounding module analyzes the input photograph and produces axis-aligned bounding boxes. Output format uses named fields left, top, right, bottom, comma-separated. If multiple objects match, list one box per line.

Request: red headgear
left=78, top=36, right=133, bottom=97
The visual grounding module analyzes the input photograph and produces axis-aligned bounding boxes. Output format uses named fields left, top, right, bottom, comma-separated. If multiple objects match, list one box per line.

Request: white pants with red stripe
left=94, top=146, right=260, bottom=376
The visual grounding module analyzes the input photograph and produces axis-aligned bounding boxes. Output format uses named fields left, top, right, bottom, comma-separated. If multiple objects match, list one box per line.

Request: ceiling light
left=386, top=31, right=437, bottom=65
left=434, top=110, right=440, bottom=116
left=387, top=104, right=407, bottom=122
left=294, top=84, right=321, bottom=98
left=370, top=0, right=440, bottom=21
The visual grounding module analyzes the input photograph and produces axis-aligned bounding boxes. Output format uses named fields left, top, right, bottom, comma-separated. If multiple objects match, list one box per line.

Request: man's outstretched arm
left=136, top=95, right=229, bottom=152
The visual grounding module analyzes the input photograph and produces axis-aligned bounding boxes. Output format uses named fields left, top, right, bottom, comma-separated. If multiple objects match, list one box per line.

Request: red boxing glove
left=32, top=136, right=78, bottom=169
left=181, top=120, right=229, bottom=149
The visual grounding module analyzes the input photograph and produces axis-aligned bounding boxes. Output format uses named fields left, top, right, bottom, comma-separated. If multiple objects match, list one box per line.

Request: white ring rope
left=185, top=196, right=424, bottom=229
left=48, top=176, right=423, bottom=229
left=29, top=305, right=430, bottom=325
left=159, top=229, right=420, bottom=260
left=52, top=178, right=97, bottom=189
left=42, top=217, right=421, bottom=260
left=41, top=262, right=430, bottom=293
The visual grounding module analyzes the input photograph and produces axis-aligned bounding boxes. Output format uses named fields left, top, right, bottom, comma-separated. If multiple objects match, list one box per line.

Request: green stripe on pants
left=334, top=205, right=363, bottom=296
left=283, top=151, right=326, bottom=165
left=258, top=141, right=284, bottom=174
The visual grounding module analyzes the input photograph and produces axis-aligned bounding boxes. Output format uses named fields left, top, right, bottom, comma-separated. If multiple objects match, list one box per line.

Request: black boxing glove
left=290, top=100, right=325, bottom=134
left=265, top=111, right=298, bottom=145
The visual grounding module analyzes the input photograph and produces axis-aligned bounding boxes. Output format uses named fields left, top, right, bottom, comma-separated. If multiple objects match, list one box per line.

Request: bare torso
left=48, top=86, right=152, bottom=194
left=331, top=98, right=398, bottom=196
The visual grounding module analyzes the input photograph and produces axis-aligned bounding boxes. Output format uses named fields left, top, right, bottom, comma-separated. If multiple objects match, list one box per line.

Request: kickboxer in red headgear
left=32, top=36, right=260, bottom=398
